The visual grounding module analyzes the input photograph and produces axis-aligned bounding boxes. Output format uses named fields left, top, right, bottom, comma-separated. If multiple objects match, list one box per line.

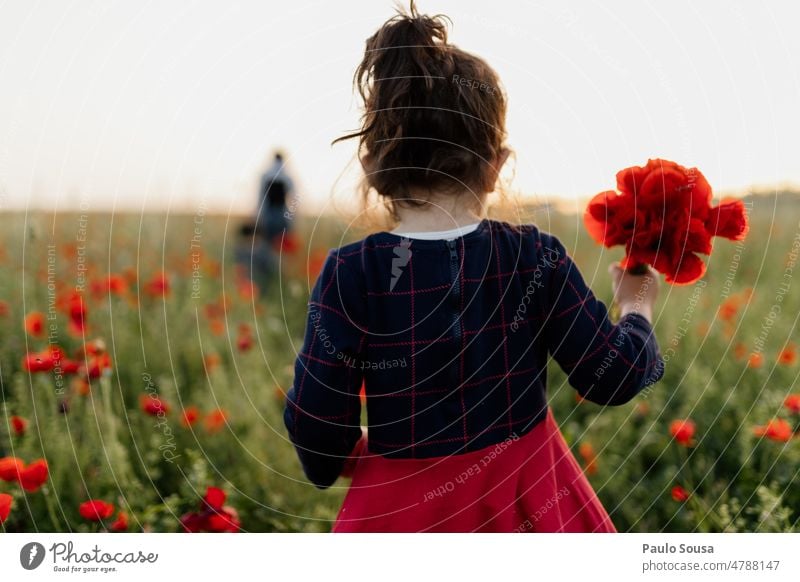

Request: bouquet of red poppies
left=584, top=159, right=749, bottom=285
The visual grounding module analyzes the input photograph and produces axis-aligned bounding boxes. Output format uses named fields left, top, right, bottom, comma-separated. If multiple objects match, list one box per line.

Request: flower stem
left=625, top=263, right=650, bottom=275
left=42, top=486, right=61, bottom=531
left=678, top=446, right=725, bottom=531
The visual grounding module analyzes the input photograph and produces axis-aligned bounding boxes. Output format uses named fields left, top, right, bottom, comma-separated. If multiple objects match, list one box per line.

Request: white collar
left=391, top=222, right=481, bottom=241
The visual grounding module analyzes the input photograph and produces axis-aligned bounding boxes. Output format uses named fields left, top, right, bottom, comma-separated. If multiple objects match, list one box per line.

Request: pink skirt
left=333, top=408, right=616, bottom=533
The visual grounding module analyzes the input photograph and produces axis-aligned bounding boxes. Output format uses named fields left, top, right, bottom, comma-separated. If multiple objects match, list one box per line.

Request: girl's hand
left=609, top=263, right=659, bottom=322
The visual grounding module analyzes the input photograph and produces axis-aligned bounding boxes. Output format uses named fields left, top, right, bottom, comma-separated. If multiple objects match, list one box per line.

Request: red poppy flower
left=784, top=394, right=800, bottom=414
left=82, top=352, right=112, bottom=379
left=237, top=332, right=254, bottom=352
left=91, top=274, right=128, bottom=298
left=753, top=418, right=793, bottom=442
left=209, top=319, right=226, bottom=337
left=180, top=487, right=240, bottom=533
left=60, top=358, right=81, bottom=375
left=139, top=394, right=170, bottom=416
left=578, top=442, right=598, bottom=475
left=180, top=506, right=240, bottom=533
left=79, top=500, right=115, bottom=521
left=22, top=346, right=71, bottom=374
left=0, top=457, right=24, bottom=482
left=585, top=159, right=748, bottom=284
left=669, top=419, right=696, bottom=446
left=66, top=293, right=88, bottom=335
left=203, top=487, right=226, bottom=511
left=144, top=272, right=171, bottom=297
left=50, top=291, right=88, bottom=337
left=22, top=350, right=54, bottom=373
left=0, top=493, right=12, bottom=523
left=19, top=459, right=50, bottom=493
left=747, top=353, right=764, bottom=369
left=778, top=344, right=797, bottom=366
left=110, top=511, right=129, bottom=532
left=0, top=300, right=10, bottom=317
left=181, top=406, right=201, bottom=428
left=718, top=296, right=742, bottom=322
left=19, top=459, right=49, bottom=492
left=671, top=485, right=690, bottom=502
left=10, top=415, right=27, bottom=436
left=204, top=408, right=227, bottom=433
left=205, top=507, right=241, bottom=533
left=179, top=511, right=205, bottom=532
left=24, top=311, right=46, bottom=338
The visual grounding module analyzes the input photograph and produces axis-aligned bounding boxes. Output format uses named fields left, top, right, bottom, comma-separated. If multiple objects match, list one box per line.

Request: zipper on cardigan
left=447, top=239, right=462, bottom=344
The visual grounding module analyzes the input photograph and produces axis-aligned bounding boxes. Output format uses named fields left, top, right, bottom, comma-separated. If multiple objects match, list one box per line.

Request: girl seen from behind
left=284, top=1, right=663, bottom=533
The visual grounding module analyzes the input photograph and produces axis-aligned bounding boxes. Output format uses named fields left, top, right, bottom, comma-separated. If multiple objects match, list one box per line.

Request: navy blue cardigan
left=284, top=219, right=664, bottom=488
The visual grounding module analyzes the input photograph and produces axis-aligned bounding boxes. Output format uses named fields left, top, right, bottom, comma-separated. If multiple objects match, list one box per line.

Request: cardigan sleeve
left=541, top=235, right=664, bottom=405
left=284, top=251, right=366, bottom=488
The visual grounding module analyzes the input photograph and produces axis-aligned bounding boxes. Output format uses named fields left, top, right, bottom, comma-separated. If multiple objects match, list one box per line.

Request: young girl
left=284, top=2, right=663, bottom=533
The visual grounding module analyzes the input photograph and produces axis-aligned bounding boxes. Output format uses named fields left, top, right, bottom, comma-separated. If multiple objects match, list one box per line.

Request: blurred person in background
left=256, top=150, right=296, bottom=249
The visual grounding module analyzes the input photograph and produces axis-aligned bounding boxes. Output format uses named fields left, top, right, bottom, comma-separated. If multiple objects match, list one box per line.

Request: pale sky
left=0, top=0, right=798, bottom=215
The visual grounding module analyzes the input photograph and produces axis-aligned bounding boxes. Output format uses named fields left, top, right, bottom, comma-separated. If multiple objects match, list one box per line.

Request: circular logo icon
left=20, top=542, right=46, bottom=570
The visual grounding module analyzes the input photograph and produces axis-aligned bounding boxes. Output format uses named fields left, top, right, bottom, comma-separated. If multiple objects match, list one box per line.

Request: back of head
left=336, top=1, right=508, bottom=218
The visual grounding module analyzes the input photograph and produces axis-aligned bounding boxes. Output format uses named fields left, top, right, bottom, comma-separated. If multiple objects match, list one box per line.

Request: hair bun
left=363, top=1, right=451, bottom=90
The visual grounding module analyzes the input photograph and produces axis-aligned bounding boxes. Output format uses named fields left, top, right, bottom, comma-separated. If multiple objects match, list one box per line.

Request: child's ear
left=496, top=147, right=511, bottom=171
left=487, top=147, right=511, bottom=190
left=359, top=150, right=374, bottom=173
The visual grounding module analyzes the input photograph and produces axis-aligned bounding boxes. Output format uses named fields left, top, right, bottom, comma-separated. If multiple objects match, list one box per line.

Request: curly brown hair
left=334, top=1, right=509, bottom=220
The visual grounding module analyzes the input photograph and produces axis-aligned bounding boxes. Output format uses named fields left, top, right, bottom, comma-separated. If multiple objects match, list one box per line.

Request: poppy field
left=1, top=196, right=799, bottom=533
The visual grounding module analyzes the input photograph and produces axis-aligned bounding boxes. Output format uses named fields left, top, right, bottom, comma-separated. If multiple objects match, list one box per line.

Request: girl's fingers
left=608, top=262, right=623, bottom=285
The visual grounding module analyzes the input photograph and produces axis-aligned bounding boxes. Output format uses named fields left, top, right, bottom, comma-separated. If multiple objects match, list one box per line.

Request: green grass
left=1, top=194, right=798, bottom=532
